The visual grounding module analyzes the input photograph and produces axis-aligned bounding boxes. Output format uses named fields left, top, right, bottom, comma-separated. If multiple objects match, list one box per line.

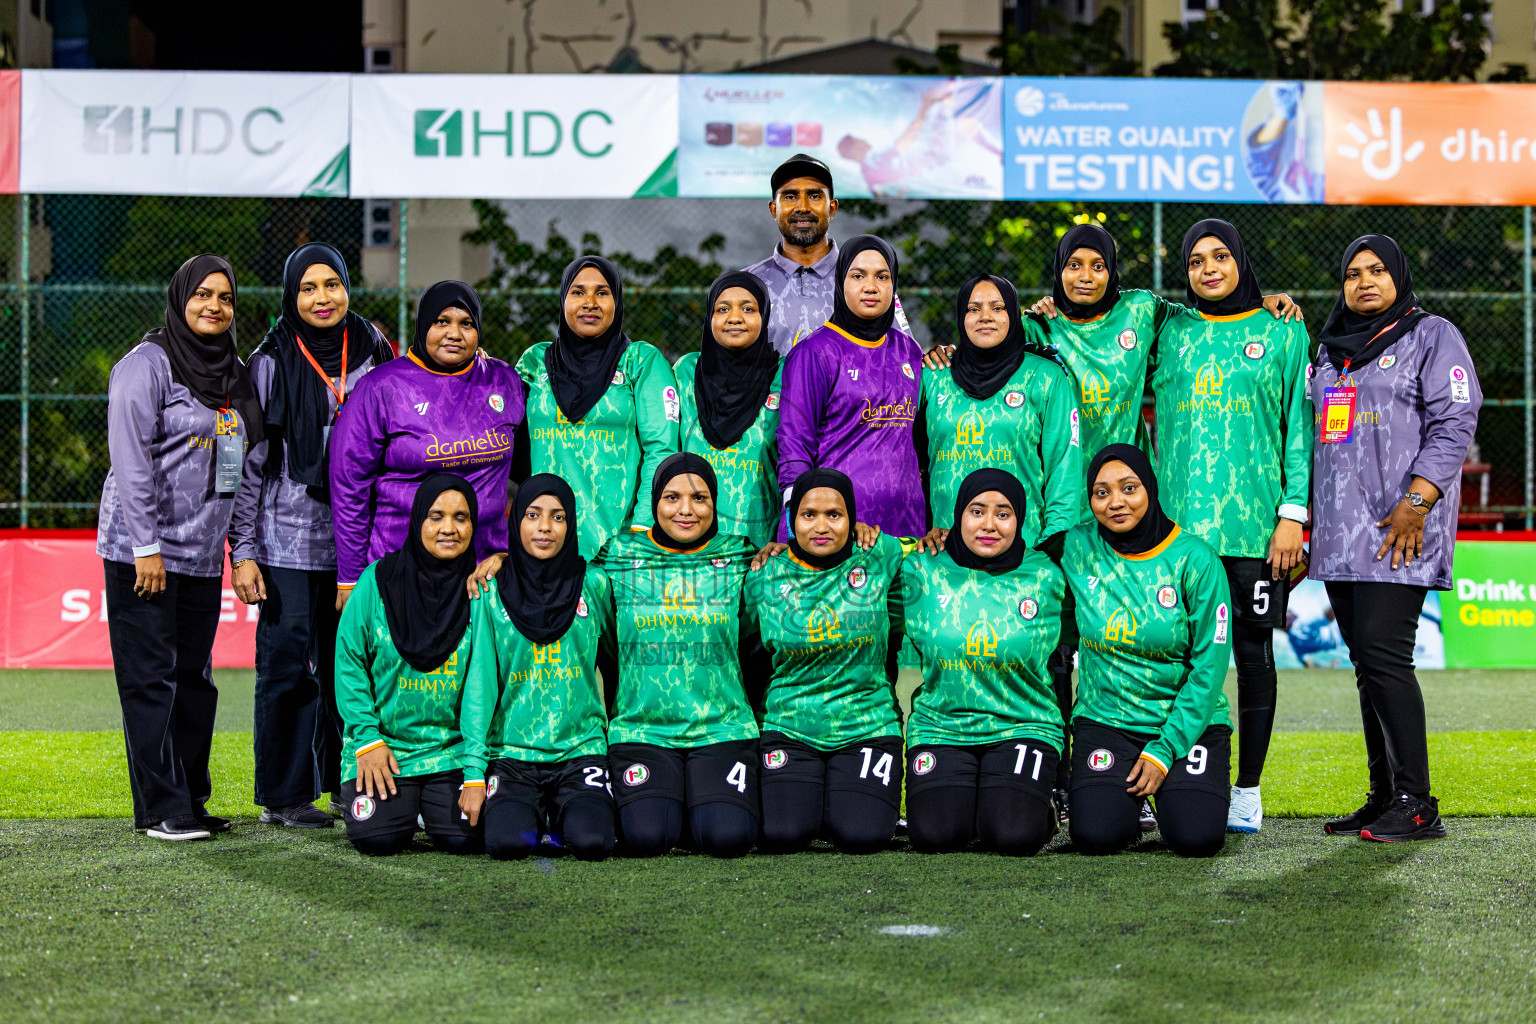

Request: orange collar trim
left=1064, top=311, right=1109, bottom=325
left=1199, top=309, right=1262, bottom=323
left=408, top=351, right=476, bottom=376
left=1116, top=525, right=1181, bottom=561
left=825, top=322, right=886, bottom=349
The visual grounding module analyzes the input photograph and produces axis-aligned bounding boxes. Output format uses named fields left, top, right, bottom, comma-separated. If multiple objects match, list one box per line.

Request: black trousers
left=253, top=565, right=341, bottom=808
left=103, top=559, right=222, bottom=829
left=1324, top=581, right=1432, bottom=799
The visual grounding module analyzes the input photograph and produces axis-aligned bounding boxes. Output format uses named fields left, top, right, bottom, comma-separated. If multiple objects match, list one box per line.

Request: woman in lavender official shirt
left=97, top=254, right=263, bottom=842
left=1310, top=234, right=1482, bottom=844
left=329, top=282, right=525, bottom=613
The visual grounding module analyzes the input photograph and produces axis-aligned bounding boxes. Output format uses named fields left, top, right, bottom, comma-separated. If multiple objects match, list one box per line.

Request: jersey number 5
left=1252, top=581, right=1270, bottom=617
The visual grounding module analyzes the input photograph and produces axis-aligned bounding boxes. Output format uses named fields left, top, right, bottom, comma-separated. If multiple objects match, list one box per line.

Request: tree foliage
left=990, top=7, right=1138, bottom=77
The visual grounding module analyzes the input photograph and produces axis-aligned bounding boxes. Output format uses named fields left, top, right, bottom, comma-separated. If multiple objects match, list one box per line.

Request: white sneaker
left=1227, top=785, right=1262, bottom=833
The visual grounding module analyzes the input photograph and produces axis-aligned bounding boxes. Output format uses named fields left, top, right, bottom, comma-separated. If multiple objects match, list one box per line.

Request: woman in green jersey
left=1155, top=218, right=1312, bottom=835
left=335, top=475, right=482, bottom=856
left=676, top=271, right=782, bottom=547
left=460, top=475, right=616, bottom=861
left=514, top=255, right=679, bottom=559
left=1064, top=445, right=1232, bottom=858
left=901, top=469, right=1067, bottom=856
left=745, top=468, right=906, bottom=854
left=596, top=453, right=760, bottom=858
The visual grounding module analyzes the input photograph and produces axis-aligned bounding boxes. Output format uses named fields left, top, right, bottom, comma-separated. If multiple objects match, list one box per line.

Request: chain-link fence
left=1, top=194, right=1530, bottom=528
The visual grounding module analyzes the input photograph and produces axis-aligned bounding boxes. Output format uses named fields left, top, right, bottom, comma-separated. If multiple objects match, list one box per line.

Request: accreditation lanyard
left=214, top=401, right=242, bottom=494
left=1319, top=317, right=1402, bottom=445
left=293, top=328, right=348, bottom=418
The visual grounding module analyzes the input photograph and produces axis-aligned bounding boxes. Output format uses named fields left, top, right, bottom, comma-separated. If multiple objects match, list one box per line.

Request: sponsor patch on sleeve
left=1449, top=365, right=1471, bottom=404
left=663, top=385, right=681, bottom=422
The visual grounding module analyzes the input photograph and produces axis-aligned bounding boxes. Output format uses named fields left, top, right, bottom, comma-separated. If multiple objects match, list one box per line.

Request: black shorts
left=1070, top=719, right=1231, bottom=798
left=486, top=755, right=612, bottom=819
left=905, top=738, right=1059, bottom=807
left=758, top=732, right=905, bottom=809
left=609, top=739, right=759, bottom=814
left=1221, top=556, right=1288, bottom=630
left=340, top=769, right=474, bottom=840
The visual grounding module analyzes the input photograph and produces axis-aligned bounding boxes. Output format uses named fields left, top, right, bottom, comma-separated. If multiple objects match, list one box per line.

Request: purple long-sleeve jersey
left=328, top=351, right=526, bottom=586
left=776, top=322, right=926, bottom=538
left=97, top=342, right=250, bottom=578
left=1310, top=316, right=1482, bottom=590
left=744, top=240, right=911, bottom=357
left=227, top=339, right=387, bottom=572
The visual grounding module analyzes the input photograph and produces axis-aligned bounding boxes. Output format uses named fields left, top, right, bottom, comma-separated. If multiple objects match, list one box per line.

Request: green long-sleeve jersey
left=460, top=569, right=614, bottom=781
left=675, top=352, right=783, bottom=548
left=334, top=563, right=470, bottom=781
left=921, top=351, right=1081, bottom=544
left=898, top=548, right=1066, bottom=751
left=1044, top=289, right=1183, bottom=463
left=1151, top=308, right=1313, bottom=558
left=1063, top=523, right=1232, bottom=772
left=517, top=341, right=680, bottom=559
left=596, top=530, right=759, bottom=748
left=742, top=533, right=907, bottom=749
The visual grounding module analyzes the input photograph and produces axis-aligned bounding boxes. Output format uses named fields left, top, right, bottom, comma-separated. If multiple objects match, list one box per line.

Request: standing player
left=1064, top=446, right=1232, bottom=858
left=745, top=469, right=907, bottom=854
left=461, top=475, right=616, bottom=861
left=901, top=469, right=1067, bottom=856
left=596, top=454, right=760, bottom=858
left=1153, top=219, right=1312, bottom=834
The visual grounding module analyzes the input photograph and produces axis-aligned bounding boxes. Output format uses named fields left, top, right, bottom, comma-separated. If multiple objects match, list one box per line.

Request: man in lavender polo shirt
left=744, top=154, right=909, bottom=356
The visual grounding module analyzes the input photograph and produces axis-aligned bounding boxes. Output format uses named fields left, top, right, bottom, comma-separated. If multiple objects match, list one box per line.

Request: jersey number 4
left=858, top=747, right=894, bottom=787
left=726, top=762, right=749, bottom=794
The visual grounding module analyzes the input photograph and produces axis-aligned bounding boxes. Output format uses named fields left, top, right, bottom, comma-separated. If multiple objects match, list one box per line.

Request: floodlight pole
left=18, top=194, right=29, bottom=527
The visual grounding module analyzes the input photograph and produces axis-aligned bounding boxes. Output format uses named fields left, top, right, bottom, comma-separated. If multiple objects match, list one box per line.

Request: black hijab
left=696, top=271, right=778, bottom=449
left=786, top=467, right=858, bottom=571
left=1181, top=218, right=1263, bottom=317
left=546, top=255, right=630, bottom=424
left=141, top=253, right=263, bottom=444
left=1317, top=234, right=1429, bottom=372
left=497, top=474, right=588, bottom=646
left=411, top=281, right=482, bottom=375
left=1086, top=444, right=1175, bottom=557
left=828, top=235, right=899, bottom=343
left=256, top=243, right=392, bottom=490
left=944, top=468, right=1028, bottom=573
left=1052, top=224, right=1120, bottom=321
left=952, top=274, right=1030, bottom=401
left=376, top=474, right=479, bottom=673
left=649, top=452, right=720, bottom=551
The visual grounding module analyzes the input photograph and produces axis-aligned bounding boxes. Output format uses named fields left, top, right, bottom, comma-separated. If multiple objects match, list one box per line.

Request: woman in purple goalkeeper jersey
left=329, top=281, right=525, bottom=612
left=1312, top=235, right=1480, bottom=845
left=776, top=234, right=925, bottom=539
left=97, top=254, right=262, bottom=843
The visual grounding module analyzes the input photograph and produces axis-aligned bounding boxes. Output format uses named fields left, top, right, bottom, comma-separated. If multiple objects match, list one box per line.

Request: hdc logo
left=413, top=108, right=614, bottom=158
left=84, top=105, right=285, bottom=156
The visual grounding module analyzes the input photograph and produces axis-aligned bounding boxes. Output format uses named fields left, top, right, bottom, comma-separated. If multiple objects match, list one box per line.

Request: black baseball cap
left=771, top=154, right=834, bottom=198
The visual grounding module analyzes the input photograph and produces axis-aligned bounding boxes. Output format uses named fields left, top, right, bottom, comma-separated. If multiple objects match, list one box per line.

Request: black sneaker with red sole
left=1360, top=792, right=1446, bottom=843
left=1323, top=791, right=1386, bottom=836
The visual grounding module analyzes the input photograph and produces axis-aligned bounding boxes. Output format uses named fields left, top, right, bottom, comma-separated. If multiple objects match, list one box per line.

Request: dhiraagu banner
left=19, top=70, right=351, bottom=196
left=1440, top=541, right=1536, bottom=668
left=349, top=74, right=678, bottom=198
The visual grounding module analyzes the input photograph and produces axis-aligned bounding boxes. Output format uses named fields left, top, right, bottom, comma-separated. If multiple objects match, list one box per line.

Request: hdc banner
left=349, top=74, right=679, bottom=198
left=19, top=70, right=351, bottom=196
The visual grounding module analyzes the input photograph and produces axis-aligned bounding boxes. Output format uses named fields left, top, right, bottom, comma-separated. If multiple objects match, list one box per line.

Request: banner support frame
left=396, top=199, right=408, bottom=350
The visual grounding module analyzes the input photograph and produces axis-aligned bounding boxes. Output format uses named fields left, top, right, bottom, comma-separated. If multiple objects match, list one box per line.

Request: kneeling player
left=1064, top=446, right=1231, bottom=858
left=902, top=470, right=1067, bottom=856
left=461, top=476, right=616, bottom=861
left=335, top=476, right=484, bottom=856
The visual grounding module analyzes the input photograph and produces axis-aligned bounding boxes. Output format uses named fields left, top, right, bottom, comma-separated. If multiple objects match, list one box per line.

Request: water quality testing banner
left=349, top=74, right=679, bottom=199
left=678, top=75, right=1003, bottom=199
left=1003, top=77, right=1326, bottom=203
left=18, top=70, right=351, bottom=196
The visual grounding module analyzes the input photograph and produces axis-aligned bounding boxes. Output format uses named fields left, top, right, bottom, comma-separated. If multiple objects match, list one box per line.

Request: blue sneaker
left=1227, top=785, right=1262, bottom=833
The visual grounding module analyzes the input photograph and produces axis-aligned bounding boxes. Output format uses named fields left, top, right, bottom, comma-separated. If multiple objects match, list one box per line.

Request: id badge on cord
left=1319, top=382, right=1356, bottom=444
left=215, top=409, right=242, bottom=493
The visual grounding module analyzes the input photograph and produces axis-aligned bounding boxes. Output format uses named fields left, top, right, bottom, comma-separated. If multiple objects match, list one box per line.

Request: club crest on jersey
left=1087, top=749, right=1115, bottom=772
left=486, top=776, right=500, bottom=798
left=1378, top=354, right=1397, bottom=370
left=1019, top=598, right=1038, bottom=620
left=901, top=362, right=915, bottom=380
left=576, top=596, right=589, bottom=619
left=765, top=392, right=780, bottom=411
left=1215, top=603, right=1230, bottom=644
left=1117, top=328, right=1137, bottom=351
left=847, top=567, right=868, bottom=589
left=912, top=752, right=937, bottom=775
left=711, top=558, right=731, bottom=568
left=611, top=370, right=626, bottom=386
left=1157, top=585, right=1177, bottom=609
left=1004, top=390, right=1024, bottom=408
left=764, top=749, right=788, bottom=770
left=1244, top=342, right=1266, bottom=360
left=622, top=764, right=650, bottom=787
left=351, top=795, right=376, bottom=820
left=663, top=385, right=681, bottom=423
left=488, top=393, right=504, bottom=413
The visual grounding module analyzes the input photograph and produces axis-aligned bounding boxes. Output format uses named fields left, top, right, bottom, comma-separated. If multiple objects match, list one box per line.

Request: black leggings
left=351, top=831, right=482, bottom=857
left=1232, top=622, right=1277, bottom=788
left=619, top=798, right=756, bottom=859
left=906, top=787, right=1055, bottom=856
left=484, top=796, right=615, bottom=861
left=1070, top=785, right=1227, bottom=859
left=1325, top=581, right=1431, bottom=798
left=760, top=784, right=897, bottom=855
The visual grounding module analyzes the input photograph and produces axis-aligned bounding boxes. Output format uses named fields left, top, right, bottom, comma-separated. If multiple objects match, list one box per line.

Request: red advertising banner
left=0, top=534, right=256, bottom=669
left=0, top=70, right=18, bottom=193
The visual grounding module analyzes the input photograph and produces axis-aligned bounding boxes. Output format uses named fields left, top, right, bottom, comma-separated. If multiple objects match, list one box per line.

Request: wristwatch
left=1404, top=491, right=1433, bottom=515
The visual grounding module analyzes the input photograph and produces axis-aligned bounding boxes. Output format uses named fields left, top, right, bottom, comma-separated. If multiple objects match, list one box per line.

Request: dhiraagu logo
left=413, top=108, right=614, bottom=158
left=1104, top=607, right=1138, bottom=645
